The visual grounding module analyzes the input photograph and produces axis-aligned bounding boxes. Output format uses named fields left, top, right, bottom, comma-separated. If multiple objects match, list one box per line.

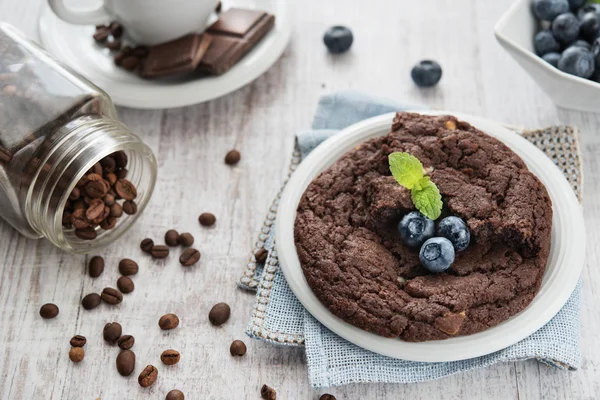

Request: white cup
left=48, top=0, right=218, bottom=45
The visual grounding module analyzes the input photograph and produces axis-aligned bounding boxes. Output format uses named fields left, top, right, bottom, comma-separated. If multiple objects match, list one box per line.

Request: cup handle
left=48, top=0, right=111, bottom=25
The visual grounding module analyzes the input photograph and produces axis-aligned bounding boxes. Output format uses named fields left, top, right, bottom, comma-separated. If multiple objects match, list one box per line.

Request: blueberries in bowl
left=437, top=216, right=471, bottom=252
left=323, top=26, right=353, bottom=54
left=542, top=52, right=562, bottom=67
left=532, top=0, right=569, bottom=21
left=398, top=211, right=434, bottom=248
left=411, top=60, right=442, bottom=87
left=569, top=0, right=587, bottom=9
left=534, top=30, right=560, bottom=55
left=580, top=11, right=600, bottom=41
left=419, top=237, right=455, bottom=273
left=570, top=39, right=592, bottom=50
left=551, top=13, right=580, bottom=44
left=558, top=46, right=595, bottom=78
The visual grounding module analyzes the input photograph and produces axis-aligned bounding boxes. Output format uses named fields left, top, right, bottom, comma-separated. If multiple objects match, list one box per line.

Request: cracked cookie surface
left=294, top=112, right=552, bottom=341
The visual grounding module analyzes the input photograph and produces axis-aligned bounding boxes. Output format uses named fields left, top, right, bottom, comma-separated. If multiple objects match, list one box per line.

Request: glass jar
left=0, top=23, right=157, bottom=254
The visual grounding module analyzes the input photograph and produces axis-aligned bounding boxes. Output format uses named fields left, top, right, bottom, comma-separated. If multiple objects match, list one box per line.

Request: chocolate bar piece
left=199, top=8, right=275, bottom=75
left=140, top=33, right=213, bottom=79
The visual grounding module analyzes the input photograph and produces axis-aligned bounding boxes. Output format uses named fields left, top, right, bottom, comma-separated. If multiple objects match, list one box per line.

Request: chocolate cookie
left=294, top=113, right=552, bottom=341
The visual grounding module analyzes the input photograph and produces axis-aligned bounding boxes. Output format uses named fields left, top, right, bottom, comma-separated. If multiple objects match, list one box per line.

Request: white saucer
left=38, top=1, right=291, bottom=109
left=276, top=111, right=585, bottom=362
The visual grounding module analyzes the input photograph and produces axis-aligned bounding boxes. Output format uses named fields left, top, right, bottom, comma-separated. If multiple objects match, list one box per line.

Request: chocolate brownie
left=294, top=113, right=552, bottom=341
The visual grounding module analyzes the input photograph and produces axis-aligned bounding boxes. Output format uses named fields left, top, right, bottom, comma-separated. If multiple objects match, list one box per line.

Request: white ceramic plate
left=276, top=111, right=585, bottom=362
left=38, top=0, right=291, bottom=109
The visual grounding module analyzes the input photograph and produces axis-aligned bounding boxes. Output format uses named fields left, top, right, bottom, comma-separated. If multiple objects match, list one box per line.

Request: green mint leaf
left=388, top=152, right=424, bottom=190
left=411, top=177, right=443, bottom=220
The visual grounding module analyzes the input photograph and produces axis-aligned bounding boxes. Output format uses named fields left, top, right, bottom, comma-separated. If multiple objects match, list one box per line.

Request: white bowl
left=495, top=0, right=600, bottom=112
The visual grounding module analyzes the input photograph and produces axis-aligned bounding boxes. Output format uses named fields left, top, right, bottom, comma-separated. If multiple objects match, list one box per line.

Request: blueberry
left=577, top=4, right=600, bottom=20
left=568, top=0, right=586, bottom=9
left=323, top=26, right=353, bottom=54
left=570, top=39, right=592, bottom=51
left=592, top=37, right=600, bottom=64
left=580, top=12, right=600, bottom=41
left=542, top=51, right=562, bottom=67
left=552, top=13, right=580, bottom=44
left=398, top=211, right=435, bottom=248
left=411, top=60, right=442, bottom=87
left=534, top=30, right=560, bottom=55
left=419, top=237, right=455, bottom=273
left=532, top=0, right=569, bottom=21
left=558, top=46, right=595, bottom=77
left=437, top=216, right=471, bottom=252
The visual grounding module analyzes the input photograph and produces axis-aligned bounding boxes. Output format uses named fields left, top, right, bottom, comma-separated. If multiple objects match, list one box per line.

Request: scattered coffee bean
left=215, top=0, right=222, bottom=13
left=115, top=179, right=137, bottom=200
left=116, top=349, right=136, bottom=377
left=224, top=149, right=241, bottom=165
left=82, top=293, right=101, bottom=310
left=110, top=202, right=123, bottom=218
left=261, top=384, right=277, bottom=400
left=151, top=245, right=169, bottom=258
left=138, top=365, right=158, bottom=388
left=166, top=389, right=185, bottom=400
left=106, top=39, right=122, bottom=51
left=122, top=200, right=137, bottom=215
left=109, top=21, right=123, bottom=38
left=178, top=232, right=194, bottom=247
left=117, top=334, right=135, bottom=350
left=230, top=340, right=247, bottom=357
left=88, top=256, right=104, bottom=277
left=198, top=212, right=216, bottom=227
left=320, top=394, right=336, bottom=400
left=70, top=335, right=87, bottom=347
left=75, top=227, right=97, bottom=240
left=208, top=303, right=230, bottom=326
left=103, top=322, right=122, bottom=343
left=179, top=248, right=200, bottom=267
left=93, top=27, right=109, bottom=43
left=140, top=238, right=154, bottom=253
left=255, top=248, right=268, bottom=264
left=165, top=229, right=180, bottom=246
left=39, top=303, right=59, bottom=319
left=69, top=347, right=85, bottom=363
left=117, top=276, right=135, bottom=294
left=101, top=287, right=123, bottom=305
left=159, top=313, right=179, bottom=330
left=119, top=258, right=139, bottom=276
left=160, top=349, right=181, bottom=365
left=121, top=56, right=140, bottom=71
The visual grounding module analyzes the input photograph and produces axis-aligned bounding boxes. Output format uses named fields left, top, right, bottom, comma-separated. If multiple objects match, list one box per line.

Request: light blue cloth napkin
left=242, top=91, right=582, bottom=388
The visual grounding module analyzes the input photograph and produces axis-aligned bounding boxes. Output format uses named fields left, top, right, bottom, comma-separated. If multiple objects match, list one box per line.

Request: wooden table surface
left=1, top=1, right=599, bottom=399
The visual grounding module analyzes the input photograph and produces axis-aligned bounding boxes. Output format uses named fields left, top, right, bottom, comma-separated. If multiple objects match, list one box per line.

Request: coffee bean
left=320, top=394, right=336, bottom=400
left=100, top=156, right=116, bottom=172
left=224, top=149, right=241, bottom=165
left=109, top=21, right=124, bottom=38
left=93, top=27, right=109, bottom=43
left=103, top=322, right=122, bottom=343
left=82, top=293, right=101, bottom=310
left=85, top=180, right=106, bottom=198
left=116, top=349, right=136, bottom=377
left=91, top=205, right=110, bottom=224
left=106, top=39, right=122, bottom=51
left=261, top=384, right=276, bottom=400
left=91, top=163, right=103, bottom=176
left=70, top=335, right=87, bottom=347
left=119, top=258, right=139, bottom=276
left=165, top=230, right=180, bottom=246
left=179, top=233, right=194, bottom=247
left=115, top=179, right=137, bottom=200
left=208, top=303, right=230, bottom=326
left=117, top=334, right=135, bottom=350
left=140, top=238, right=154, bottom=253
left=100, top=216, right=117, bottom=230
left=132, top=46, right=149, bottom=57
left=179, top=248, right=200, bottom=267
left=110, top=202, right=123, bottom=218
left=229, top=340, right=247, bottom=356
left=255, top=248, right=268, bottom=264
left=39, top=303, right=59, bottom=319
left=101, top=287, right=123, bottom=305
left=159, top=313, right=179, bottom=330
left=114, top=151, right=128, bottom=168
left=215, top=0, right=222, bottom=12
left=122, top=200, right=137, bottom=215
left=166, top=389, right=185, bottom=400
left=105, top=173, right=117, bottom=187
left=69, top=347, right=85, bottom=363
left=121, top=56, right=140, bottom=71
left=69, top=187, right=80, bottom=201
left=160, top=349, right=180, bottom=365
left=75, top=228, right=97, bottom=240
left=103, top=194, right=116, bottom=206
left=117, top=276, right=135, bottom=294
left=88, top=256, right=104, bottom=278
left=138, top=365, right=158, bottom=388
left=116, top=168, right=128, bottom=179
left=71, top=209, right=90, bottom=230
left=73, top=199, right=86, bottom=210
left=151, top=245, right=169, bottom=258
left=198, top=212, right=216, bottom=227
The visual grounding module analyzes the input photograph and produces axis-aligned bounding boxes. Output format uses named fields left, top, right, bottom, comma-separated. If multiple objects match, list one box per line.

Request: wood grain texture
left=0, top=0, right=597, bottom=399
